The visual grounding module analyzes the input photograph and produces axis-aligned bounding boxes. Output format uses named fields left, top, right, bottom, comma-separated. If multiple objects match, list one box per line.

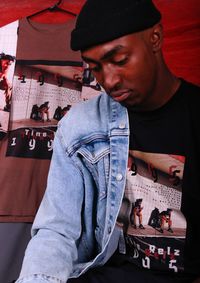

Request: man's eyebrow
left=82, top=45, right=124, bottom=63
left=100, top=45, right=123, bottom=61
left=81, top=55, right=97, bottom=64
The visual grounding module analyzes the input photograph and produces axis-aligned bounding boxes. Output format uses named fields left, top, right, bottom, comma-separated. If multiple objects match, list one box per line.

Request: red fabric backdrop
left=154, top=0, right=200, bottom=86
left=0, top=0, right=200, bottom=85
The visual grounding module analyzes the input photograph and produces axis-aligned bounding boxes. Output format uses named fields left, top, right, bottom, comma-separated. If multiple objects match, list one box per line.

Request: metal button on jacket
left=116, top=173, right=123, bottom=181
left=119, top=123, right=126, bottom=129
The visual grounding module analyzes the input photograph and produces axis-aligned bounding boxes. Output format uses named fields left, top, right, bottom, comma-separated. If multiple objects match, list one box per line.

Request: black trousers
left=0, top=222, right=32, bottom=283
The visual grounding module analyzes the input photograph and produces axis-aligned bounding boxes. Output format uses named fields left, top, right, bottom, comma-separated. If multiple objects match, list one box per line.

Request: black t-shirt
left=114, top=79, right=200, bottom=281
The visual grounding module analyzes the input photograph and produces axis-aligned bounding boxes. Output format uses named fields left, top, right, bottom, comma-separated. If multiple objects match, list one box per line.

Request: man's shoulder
left=181, top=79, right=200, bottom=95
left=65, top=92, right=111, bottom=121
left=57, top=92, right=112, bottom=146
left=178, top=79, right=200, bottom=110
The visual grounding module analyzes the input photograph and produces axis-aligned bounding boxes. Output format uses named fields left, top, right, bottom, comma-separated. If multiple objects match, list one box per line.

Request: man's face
left=0, top=59, right=12, bottom=74
left=81, top=28, right=161, bottom=110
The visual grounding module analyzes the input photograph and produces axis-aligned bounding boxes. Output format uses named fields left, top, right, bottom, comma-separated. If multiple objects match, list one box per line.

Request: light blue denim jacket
left=16, top=93, right=129, bottom=283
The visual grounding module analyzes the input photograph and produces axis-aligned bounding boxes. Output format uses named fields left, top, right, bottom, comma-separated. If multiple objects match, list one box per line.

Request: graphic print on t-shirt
left=117, top=150, right=186, bottom=273
left=0, top=22, right=18, bottom=140
left=5, top=18, right=84, bottom=159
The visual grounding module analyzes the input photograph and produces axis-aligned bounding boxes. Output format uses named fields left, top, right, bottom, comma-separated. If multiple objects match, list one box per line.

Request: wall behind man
left=155, top=0, right=200, bottom=86
left=0, top=0, right=199, bottom=85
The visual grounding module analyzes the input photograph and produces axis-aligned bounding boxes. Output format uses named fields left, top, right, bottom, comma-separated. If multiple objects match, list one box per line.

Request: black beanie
left=71, top=0, right=161, bottom=51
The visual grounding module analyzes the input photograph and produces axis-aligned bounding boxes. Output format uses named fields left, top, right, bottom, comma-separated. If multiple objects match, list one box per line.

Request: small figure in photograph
left=38, top=101, right=51, bottom=122
left=0, top=52, right=15, bottom=112
left=130, top=198, right=145, bottom=229
left=159, top=208, right=173, bottom=233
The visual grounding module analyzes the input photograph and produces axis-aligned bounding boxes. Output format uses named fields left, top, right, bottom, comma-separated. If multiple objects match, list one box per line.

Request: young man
left=16, top=1, right=200, bottom=282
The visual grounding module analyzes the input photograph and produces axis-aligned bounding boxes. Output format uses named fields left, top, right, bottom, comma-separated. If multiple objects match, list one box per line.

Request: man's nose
left=102, top=67, right=121, bottom=92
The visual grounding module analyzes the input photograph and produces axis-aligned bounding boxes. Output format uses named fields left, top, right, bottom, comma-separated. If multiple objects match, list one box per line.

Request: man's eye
left=114, top=58, right=128, bottom=66
left=90, top=66, right=100, bottom=72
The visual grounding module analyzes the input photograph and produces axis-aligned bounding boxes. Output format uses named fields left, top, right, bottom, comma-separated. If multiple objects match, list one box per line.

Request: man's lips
left=110, top=90, right=132, bottom=102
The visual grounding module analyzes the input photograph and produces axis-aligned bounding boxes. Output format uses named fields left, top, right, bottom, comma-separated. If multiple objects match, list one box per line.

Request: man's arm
left=16, top=126, right=85, bottom=283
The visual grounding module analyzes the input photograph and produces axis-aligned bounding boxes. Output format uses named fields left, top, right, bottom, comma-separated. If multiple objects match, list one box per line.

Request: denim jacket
left=17, top=93, right=130, bottom=283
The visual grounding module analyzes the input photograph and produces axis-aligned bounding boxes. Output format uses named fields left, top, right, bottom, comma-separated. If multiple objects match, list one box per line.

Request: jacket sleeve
left=16, top=126, right=85, bottom=283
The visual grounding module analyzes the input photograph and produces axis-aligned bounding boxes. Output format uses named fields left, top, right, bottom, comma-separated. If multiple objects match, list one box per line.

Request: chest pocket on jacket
left=77, top=140, right=110, bottom=199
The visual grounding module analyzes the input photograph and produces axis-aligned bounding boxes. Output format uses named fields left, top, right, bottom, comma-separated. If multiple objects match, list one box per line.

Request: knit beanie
left=71, top=0, right=161, bottom=51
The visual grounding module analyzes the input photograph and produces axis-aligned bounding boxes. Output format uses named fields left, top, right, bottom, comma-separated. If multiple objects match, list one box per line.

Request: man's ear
left=150, top=23, right=163, bottom=52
